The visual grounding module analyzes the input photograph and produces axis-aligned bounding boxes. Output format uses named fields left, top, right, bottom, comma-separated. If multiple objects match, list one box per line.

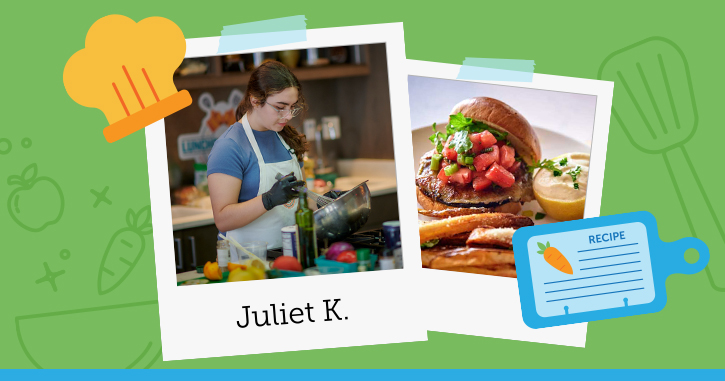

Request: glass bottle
left=216, top=239, right=230, bottom=272
left=295, top=188, right=318, bottom=269
left=356, top=248, right=371, bottom=272
left=382, top=221, right=403, bottom=269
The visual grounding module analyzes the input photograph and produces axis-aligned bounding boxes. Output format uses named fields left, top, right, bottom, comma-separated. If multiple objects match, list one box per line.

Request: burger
left=416, top=97, right=542, bottom=215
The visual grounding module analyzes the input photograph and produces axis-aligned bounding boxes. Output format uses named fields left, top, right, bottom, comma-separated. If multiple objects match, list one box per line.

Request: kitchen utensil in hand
left=277, top=172, right=336, bottom=207
left=263, top=173, right=305, bottom=210
left=316, top=190, right=345, bottom=209
left=599, top=37, right=725, bottom=291
left=308, top=189, right=335, bottom=208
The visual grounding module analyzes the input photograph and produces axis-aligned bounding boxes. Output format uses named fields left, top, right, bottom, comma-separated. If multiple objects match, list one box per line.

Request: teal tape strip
left=217, top=15, right=307, bottom=54
left=457, top=58, right=535, bottom=82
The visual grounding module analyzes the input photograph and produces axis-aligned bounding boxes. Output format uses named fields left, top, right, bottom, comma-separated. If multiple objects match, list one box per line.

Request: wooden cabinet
left=174, top=224, right=219, bottom=273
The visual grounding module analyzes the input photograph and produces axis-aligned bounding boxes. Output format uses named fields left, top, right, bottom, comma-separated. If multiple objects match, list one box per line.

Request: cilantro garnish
left=428, top=112, right=509, bottom=157
left=567, top=166, right=582, bottom=190
left=450, top=130, right=472, bottom=154
left=429, top=123, right=446, bottom=153
left=529, top=158, right=584, bottom=189
left=528, top=159, right=562, bottom=177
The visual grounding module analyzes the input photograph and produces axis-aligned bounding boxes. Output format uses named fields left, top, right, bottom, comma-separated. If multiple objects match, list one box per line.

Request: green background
left=2, top=0, right=723, bottom=369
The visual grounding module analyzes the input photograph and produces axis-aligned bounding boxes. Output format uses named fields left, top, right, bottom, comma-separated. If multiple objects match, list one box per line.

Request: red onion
left=325, top=241, right=354, bottom=260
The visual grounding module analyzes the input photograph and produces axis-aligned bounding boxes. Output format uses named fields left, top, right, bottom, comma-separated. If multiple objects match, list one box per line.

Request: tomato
left=442, top=147, right=458, bottom=162
left=473, top=145, right=499, bottom=171
left=506, top=161, right=522, bottom=173
left=499, top=145, right=516, bottom=169
left=472, top=176, right=492, bottom=191
left=336, top=251, right=358, bottom=263
left=449, top=167, right=472, bottom=185
left=471, top=139, right=484, bottom=154
left=437, top=167, right=450, bottom=184
left=272, top=256, right=302, bottom=272
left=469, top=132, right=481, bottom=144
left=485, top=163, right=515, bottom=188
left=474, top=131, right=498, bottom=148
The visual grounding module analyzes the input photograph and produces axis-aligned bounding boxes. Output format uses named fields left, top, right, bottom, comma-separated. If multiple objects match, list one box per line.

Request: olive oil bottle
left=295, top=189, right=318, bottom=269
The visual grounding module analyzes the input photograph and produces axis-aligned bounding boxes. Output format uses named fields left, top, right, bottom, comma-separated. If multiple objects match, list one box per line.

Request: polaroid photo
left=407, top=59, right=614, bottom=347
left=146, top=23, right=426, bottom=361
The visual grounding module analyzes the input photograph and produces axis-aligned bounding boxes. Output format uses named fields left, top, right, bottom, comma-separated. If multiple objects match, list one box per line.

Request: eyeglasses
left=266, top=102, right=303, bottom=118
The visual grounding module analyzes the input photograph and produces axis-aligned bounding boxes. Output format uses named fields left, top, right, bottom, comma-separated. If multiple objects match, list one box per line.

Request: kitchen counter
left=171, top=206, right=215, bottom=231
left=172, top=159, right=399, bottom=231
left=333, top=176, right=397, bottom=197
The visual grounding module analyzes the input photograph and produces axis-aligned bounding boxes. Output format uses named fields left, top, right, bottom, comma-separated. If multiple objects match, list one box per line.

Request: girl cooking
left=207, top=61, right=308, bottom=252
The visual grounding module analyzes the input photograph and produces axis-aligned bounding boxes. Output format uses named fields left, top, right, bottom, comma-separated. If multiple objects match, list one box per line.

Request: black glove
left=262, top=174, right=305, bottom=210
left=318, top=190, right=346, bottom=209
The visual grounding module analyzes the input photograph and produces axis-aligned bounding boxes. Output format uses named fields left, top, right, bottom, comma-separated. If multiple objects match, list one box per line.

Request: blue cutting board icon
left=513, top=211, right=709, bottom=328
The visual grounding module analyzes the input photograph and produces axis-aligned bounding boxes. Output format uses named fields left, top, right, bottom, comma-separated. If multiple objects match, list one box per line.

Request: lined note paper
left=526, top=222, right=655, bottom=317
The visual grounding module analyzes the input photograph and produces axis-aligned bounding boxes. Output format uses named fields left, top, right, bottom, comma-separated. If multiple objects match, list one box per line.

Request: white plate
left=412, top=126, right=591, bottom=225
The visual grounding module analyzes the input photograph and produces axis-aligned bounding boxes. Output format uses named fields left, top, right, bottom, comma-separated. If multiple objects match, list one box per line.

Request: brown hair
left=235, top=61, right=309, bottom=161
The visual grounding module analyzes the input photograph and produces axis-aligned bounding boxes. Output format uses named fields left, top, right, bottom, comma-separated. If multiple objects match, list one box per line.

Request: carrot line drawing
left=537, top=241, right=573, bottom=275
left=97, top=206, right=153, bottom=295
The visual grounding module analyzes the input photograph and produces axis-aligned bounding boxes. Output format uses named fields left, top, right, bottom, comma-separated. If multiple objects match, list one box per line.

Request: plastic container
left=240, top=241, right=267, bottom=262
left=315, top=254, right=378, bottom=273
left=318, top=266, right=345, bottom=275
left=266, top=269, right=305, bottom=279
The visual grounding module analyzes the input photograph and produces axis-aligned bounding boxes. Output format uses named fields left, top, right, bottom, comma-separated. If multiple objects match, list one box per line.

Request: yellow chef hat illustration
left=64, top=15, right=191, bottom=143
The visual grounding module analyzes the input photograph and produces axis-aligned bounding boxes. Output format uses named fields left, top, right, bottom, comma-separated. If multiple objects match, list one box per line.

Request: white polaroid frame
left=147, top=23, right=426, bottom=361
left=405, top=59, right=614, bottom=347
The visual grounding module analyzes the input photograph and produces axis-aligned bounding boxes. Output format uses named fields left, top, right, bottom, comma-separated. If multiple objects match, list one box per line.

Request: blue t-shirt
left=207, top=122, right=294, bottom=203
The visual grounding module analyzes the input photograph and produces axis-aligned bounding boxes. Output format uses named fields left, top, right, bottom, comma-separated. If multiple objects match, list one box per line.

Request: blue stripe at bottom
left=0, top=369, right=722, bottom=380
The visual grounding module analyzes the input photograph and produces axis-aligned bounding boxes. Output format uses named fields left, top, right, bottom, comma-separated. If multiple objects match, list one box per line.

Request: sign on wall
left=177, top=89, right=243, bottom=162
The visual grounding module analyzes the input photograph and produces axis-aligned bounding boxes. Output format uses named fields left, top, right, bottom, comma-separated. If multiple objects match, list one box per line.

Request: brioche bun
left=450, top=97, right=541, bottom=165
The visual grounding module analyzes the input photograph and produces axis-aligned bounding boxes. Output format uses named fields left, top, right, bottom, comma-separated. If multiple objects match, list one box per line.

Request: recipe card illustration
left=513, top=211, right=709, bottom=328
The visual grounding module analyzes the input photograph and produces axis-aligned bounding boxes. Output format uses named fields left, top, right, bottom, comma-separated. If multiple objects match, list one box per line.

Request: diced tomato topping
left=442, top=147, right=458, bottom=162
left=473, top=145, right=499, bottom=171
left=475, top=131, right=498, bottom=148
left=500, top=145, right=516, bottom=169
left=469, top=132, right=481, bottom=145
left=472, top=176, right=492, bottom=191
left=485, top=163, right=516, bottom=188
left=495, top=140, right=508, bottom=148
left=449, top=167, right=473, bottom=185
left=472, top=170, right=486, bottom=178
left=437, top=167, right=450, bottom=184
left=471, top=139, right=484, bottom=154
left=506, top=160, right=522, bottom=173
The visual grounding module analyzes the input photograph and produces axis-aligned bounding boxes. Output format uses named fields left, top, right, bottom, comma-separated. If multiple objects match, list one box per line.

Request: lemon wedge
left=244, top=259, right=266, bottom=270
left=228, top=268, right=256, bottom=282
left=533, top=153, right=589, bottom=221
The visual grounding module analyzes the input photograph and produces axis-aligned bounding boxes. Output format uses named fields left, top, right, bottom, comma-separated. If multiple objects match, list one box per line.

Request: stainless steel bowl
left=314, top=182, right=371, bottom=242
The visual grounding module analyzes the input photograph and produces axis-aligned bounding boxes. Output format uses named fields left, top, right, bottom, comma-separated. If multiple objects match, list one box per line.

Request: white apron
left=226, top=114, right=303, bottom=258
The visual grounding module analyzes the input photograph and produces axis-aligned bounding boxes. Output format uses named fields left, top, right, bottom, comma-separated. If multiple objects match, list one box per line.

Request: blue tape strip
left=457, top=58, right=535, bottom=82
left=217, top=15, right=307, bottom=54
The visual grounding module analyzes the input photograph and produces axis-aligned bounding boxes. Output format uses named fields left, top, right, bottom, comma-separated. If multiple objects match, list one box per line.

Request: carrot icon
left=97, top=206, right=153, bottom=295
left=537, top=241, right=573, bottom=274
